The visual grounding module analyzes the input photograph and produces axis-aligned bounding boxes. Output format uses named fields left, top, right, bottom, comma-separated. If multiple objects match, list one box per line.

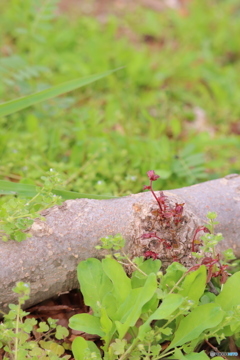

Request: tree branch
left=0, top=174, right=239, bottom=313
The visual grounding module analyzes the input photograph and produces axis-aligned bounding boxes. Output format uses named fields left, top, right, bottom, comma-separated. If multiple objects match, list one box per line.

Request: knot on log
left=129, top=192, right=202, bottom=268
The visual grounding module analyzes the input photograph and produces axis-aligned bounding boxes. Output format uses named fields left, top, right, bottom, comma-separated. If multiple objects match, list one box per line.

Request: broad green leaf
left=0, top=68, right=122, bottom=117
left=161, top=262, right=187, bottom=291
left=215, top=271, right=240, bottom=311
left=219, top=325, right=233, bottom=337
left=100, top=307, right=113, bottom=335
left=178, top=266, right=206, bottom=305
left=200, top=292, right=216, bottom=305
left=0, top=180, right=117, bottom=199
left=135, top=258, right=161, bottom=276
left=77, top=258, right=113, bottom=313
left=182, top=338, right=202, bottom=354
left=102, top=292, right=118, bottom=321
left=102, top=258, right=131, bottom=303
left=115, top=273, right=157, bottom=339
left=171, top=347, right=187, bottom=359
left=173, top=348, right=211, bottom=360
left=131, top=258, right=161, bottom=288
left=72, top=336, right=101, bottom=360
left=116, top=287, right=142, bottom=321
left=230, top=320, right=240, bottom=333
left=69, top=313, right=105, bottom=337
left=100, top=307, right=116, bottom=349
left=142, top=293, right=159, bottom=314
left=138, top=293, right=185, bottom=340
left=167, top=303, right=224, bottom=349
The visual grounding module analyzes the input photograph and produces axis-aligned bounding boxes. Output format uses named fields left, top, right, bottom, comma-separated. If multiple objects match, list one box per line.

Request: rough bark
left=0, top=174, right=240, bottom=313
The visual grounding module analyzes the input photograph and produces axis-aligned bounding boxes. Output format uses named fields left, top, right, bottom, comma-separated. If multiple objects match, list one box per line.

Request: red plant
left=144, top=250, right=159, bottom=260
left=142, top=170, right=185, bottom=262
left=141, top=232, right=172, bottom=249
left=188, top=254, right=229, bottom=284
left=191, top=226, right=210, bottom=252
left=142, top=170, right=229, bottom=285
left=143, top=170, right=185, bottom=226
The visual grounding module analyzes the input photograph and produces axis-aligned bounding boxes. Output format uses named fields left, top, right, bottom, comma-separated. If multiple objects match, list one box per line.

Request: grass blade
left=0, top=67, right=123, bottom=117
left=0, top=180, right=118, bottom=200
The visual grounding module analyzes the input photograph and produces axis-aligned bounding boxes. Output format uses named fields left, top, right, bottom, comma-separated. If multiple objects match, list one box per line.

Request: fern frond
left=172, top=145, right=207, bottom=184
left=2, top=0, right=60, bottom=43
left=30, top=0, right=60, bottom=38
left=0, top=55, right=50, bottom=95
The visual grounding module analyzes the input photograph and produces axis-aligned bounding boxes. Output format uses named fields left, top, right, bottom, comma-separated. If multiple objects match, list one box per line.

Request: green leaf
left=185, top=354, right=220, bottom=360
left=0, top=68, right=123, bottom=117
left=47, top=318, right=57, bottom=328
left=172, top=348, right=187, bottom=359
left=173, top=348, right=211, bottom=360
left=102, top=258, right=132, bottom=303
left=14, top=230, right=28, bottom=242
left=39, top=340, right=65, bottom=356
left=138, top=293, right=185, bottom=340
left=55, top=325, right=69, bottom=340
left=110, top=339, right=127, bottom=355
left=102, top=292, right=118, bottom=321
left=77, top=258, right=113, bottom=313
left=167, top=303, right=225, bottom=349
left=131, top=258, right=161, bottom=288
left=0, top=180, right=117, bottom=199
left=215, top=271, right=240, bottom=311
left=69, top=313, right=105, bottom=337
left=178, top=266, right=206, bottom=305
left=37, top=321, right=49, bottom=333
left=115, top=273, right=157, bottom=339
left=29, top=347, right=45, bottom=357
left=72, top=336, right=101, bottom=360
left=161, top=262, right=187, bottom=291
left=142, top=293, right=159, bottom=313
left=182, top=338, right=202, bottom=354
left=100, top=306, right=114, bottom=342
left=22, top=318, right=37, bottom=333
left=116, top=287, right=142, bottom=321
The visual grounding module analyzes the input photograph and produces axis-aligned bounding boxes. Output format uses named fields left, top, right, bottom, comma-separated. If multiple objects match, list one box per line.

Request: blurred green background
left=1, top=0, right=240, bottom=196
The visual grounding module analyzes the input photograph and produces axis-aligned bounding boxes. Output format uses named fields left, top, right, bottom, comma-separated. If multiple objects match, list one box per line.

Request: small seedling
left=0, top=169, right=63, bottom=242
left=0, top=282, right=70, bottom=360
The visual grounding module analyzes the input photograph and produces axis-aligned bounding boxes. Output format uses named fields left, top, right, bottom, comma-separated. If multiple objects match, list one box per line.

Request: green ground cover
left=1, top=2, right=240, bottom=357
left=0, top=0, right=240, bottom=197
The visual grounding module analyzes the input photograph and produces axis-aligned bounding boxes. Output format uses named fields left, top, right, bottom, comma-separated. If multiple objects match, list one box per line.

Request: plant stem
left=150, top=183, right=163, bottom=212
left=205, top=339, right=228, bottom=360
left=122, top=251, right=148, bottom=276
left=156, top=348, right=179, bottom=359
left=14, top=302, right=20, bottom=360
left=118, top=338, right=139, bottom=360
left=168, top=271, right=187, bottom=295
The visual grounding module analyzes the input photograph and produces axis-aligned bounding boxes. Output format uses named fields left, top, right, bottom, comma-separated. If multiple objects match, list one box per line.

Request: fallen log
left=0, top=174, right=240, bottom=313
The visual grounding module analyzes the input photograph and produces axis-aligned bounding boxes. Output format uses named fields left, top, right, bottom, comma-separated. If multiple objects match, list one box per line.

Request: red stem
left=150, top=181, right=163, bottom=212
